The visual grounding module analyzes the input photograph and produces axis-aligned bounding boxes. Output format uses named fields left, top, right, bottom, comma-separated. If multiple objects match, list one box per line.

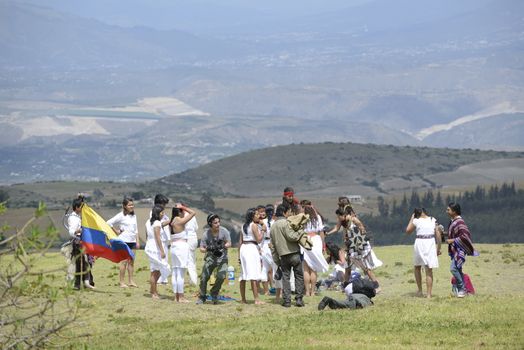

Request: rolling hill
left=153, top=142, right=524, bottom=197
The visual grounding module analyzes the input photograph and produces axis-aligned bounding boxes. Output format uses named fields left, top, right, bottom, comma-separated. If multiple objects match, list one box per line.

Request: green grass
left=14, top=244, right=524, bottom=349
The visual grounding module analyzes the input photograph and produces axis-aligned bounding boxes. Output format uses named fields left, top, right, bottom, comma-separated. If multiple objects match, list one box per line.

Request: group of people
left=231, top=187, right=384, bottom=308
left=66, top=186, right=475, bottom=309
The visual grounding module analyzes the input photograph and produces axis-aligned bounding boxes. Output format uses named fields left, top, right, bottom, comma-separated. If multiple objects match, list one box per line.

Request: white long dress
left=144, top=220, right=171, bottom=278
left=302, top=215, right=329, bottom=273
left=240, top=224, right=262, bottom=281
left=259, top=220, right=274, bottom=282
left=413, top=217, right=439, bottom=268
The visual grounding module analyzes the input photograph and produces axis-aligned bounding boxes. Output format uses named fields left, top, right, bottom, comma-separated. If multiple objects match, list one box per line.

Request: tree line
left=361, top=182, right=523, bottom=245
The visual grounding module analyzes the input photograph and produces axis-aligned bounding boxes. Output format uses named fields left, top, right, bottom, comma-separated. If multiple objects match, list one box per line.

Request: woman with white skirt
left=301, top=200, right=329, bottom=296
left=144, top=205, right=170, bottom=299
left=327, top=205, right=383, bottom=287
left=405, top=208, right=442, bottom=298
left=257, top=205, right=273, bottom=295
left=169, top=204, right=195, bottom=303
left=239, top=208, right=264, bottom=305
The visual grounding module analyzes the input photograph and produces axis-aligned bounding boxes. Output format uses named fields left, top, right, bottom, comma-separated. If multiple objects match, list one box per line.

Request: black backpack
left=351, top=277, right=377, bottom=299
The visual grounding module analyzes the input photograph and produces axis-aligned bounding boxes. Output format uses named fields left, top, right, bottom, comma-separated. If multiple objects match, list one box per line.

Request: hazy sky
left=23, top=0, right=373, bottom=32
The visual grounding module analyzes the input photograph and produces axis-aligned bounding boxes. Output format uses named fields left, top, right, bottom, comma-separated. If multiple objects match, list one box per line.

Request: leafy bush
left=0, top=202, right=82, bottom=349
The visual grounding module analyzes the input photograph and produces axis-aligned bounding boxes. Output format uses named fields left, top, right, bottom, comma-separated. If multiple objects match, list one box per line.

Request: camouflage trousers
left=199, top=255, right=228, bottom=301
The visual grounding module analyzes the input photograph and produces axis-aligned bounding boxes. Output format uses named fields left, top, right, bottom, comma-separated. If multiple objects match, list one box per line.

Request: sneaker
left=196, top=298, right=205, bottom=305
left=457, top=291, right=466, bottom=298
left=295, top=298, right=305, bottom=307
left=318, top=296, right=329, bottom=311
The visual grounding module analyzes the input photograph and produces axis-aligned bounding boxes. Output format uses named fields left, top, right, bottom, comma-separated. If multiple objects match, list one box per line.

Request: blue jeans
left=450, top=259, right=465, bottom=292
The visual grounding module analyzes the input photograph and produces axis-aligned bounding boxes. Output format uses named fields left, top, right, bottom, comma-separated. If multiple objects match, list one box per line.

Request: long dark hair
left=413, top=207, right=428, bottom=219
left=72, top=198, right=83, bottom=211
left=326, top=241, right=341, bottom=264
left=243, top=208, right=256, bottom=235
left=301, top=199, right=318, bottom=227
left=265, top=204, right=274, bottom=228
left=335, top=208, right=349, bottom=228
left=122, top=197, right=134, bottom=215
left=150, top=205, right=163, bottom=224
left=154, top=194, right=169, bottom=206
left=170, top=207, right=184, bottom=234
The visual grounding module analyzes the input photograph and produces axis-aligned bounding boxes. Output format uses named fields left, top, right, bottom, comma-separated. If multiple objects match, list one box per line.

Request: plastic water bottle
left=227, top=266, right=235, bottom=285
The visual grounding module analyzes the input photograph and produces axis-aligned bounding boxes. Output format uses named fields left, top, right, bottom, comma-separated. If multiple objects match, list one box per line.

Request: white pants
left=172, top=267, right=186, bottom=294
left=186, top=236, right=198, bottom=285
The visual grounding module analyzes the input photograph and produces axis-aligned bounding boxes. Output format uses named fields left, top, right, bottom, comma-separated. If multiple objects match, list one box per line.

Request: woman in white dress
left=144, top=205, right=170, bottom=299
left=405, top=208, right=442, bottom=298
left=239, top=208, right=264, bottom=305
left=107, top=197, right=139, bottom=288
left=257, top=205, right=272, bottom=295
left=301, top=200, right=329, bottom=296
left=169, top=204, right=196, bottom=303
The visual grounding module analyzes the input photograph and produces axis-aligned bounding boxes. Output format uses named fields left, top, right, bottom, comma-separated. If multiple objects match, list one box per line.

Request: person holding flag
left=80, top=203, right=135, bottom=265
left=67, top=197, right=95, bottom=290
left=107, top=198, right=139, bottom=288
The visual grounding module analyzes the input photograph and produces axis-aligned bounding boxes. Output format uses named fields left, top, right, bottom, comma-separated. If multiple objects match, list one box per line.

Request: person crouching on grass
left=144, top=205, right=170, bottom=299
left=107, top=197, right=139, bottom=288
left=196, top=214, right=232, bottom=304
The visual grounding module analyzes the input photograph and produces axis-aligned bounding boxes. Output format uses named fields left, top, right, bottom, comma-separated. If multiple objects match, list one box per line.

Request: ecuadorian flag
left=81, top=204, right=135, bottom=263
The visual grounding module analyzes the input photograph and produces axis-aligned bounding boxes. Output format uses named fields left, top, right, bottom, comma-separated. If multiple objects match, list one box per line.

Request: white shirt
left=67, top=212, right=81, bottom=238
left=185, top=215, right=198, bottom=239
left=107, top=212, right=138, bottom=243
left=305, top=214, right=323, bottom=234
left=344, top=282, right=354, bottom=297
left=146, top=220, right=162, bottom=241
left=242, top=223, right=256, bottom=242
left=413, top=217, right=436, bottom=237
left=149, top=210, right=170, bottom=243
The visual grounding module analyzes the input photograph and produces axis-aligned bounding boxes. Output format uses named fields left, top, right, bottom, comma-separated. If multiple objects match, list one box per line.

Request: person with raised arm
left=169, top=203, right=195, bottom=303
left=327, top=204, right=382, bottom=288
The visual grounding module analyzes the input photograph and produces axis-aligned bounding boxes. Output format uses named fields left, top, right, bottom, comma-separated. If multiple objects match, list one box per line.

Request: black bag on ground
left=351, top=277, right=377, bottom=299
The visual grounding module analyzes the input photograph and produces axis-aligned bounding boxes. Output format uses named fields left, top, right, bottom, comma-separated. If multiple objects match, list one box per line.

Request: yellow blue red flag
left=81, top=204, right=135, bottom=263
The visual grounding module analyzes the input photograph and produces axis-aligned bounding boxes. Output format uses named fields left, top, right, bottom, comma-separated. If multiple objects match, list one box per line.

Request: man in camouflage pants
left=197, top=214, right=232, bottom=304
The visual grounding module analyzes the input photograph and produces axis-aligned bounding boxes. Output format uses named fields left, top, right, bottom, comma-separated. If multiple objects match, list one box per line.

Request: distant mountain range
left=0, top=0, right=523, bottom=183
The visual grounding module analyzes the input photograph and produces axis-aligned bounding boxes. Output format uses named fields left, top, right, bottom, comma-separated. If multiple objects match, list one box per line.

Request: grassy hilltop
left=155, top=142, right=524, bottom=197
left=7, top=244, right=524, bottom=349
